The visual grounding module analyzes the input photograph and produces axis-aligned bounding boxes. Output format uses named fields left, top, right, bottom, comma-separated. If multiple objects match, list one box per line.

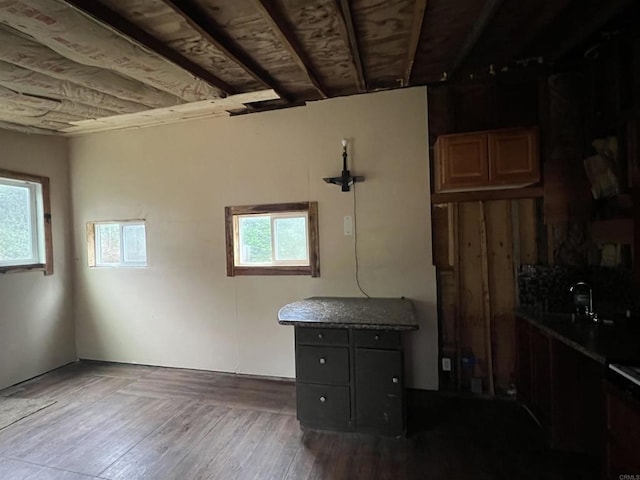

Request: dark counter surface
left=278, top=297, right=418, bottom=330
left=517, top=309, right=640, bottom=365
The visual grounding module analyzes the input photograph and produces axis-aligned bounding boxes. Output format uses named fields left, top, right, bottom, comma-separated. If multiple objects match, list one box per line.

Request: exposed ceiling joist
left=335, top=0, right=366, bottom=92
left=161, top=0, right=289, bottom=101
left=403, top=0, right=428, bottom=86
left=449, top=0, right=505, bottom=78
left=550, top=0, right=635, bottom=61
left=62, top=0, right=236, bottom=96
left=254, top=0, right=328, bottom=99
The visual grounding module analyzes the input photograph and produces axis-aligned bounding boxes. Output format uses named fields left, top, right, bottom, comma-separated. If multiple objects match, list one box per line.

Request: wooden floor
left=0, top=361, right=598, bottom=480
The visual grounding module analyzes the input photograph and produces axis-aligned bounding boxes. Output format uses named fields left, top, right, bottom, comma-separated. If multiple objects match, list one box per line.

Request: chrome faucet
left=569, top=282, right=598, bottom=322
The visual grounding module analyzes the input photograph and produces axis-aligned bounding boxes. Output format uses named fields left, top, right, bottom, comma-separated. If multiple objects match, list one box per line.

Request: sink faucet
left=569, top=282, right=598, bottom=322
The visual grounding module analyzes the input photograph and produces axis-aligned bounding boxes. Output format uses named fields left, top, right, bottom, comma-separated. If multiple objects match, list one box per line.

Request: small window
left=87, top=221, right=147, bottom=267
left=0, top=169, right=52, bottom=275
left=225, top=202, right=319, bottom=277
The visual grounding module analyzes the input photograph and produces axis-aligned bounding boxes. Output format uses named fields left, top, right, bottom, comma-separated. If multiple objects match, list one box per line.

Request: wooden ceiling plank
left=254, top=0, right=329, bottom=98
left=335, top=0, right=366, bottom=92
left=449, top=0, right=505, bottom=78
left=161, top=0, right=290, bottom=101
left=62, top=0, right=236, bottom=96
left=62, top=89, right=280, bottom=135
left=550, top=0, right=634, bottom=62
left=403, top=0, right=429, bottom=86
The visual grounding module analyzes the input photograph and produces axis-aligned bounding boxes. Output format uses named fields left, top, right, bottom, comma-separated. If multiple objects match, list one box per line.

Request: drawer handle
left=317, top=333, right=324, bottom=340
left=319, top=396, right=327, bottom=403
left=392, top=377, right=399, bottom=384
left=374, top=335, right=380, bottom=341
left=319, top=357, right=326, bottom=365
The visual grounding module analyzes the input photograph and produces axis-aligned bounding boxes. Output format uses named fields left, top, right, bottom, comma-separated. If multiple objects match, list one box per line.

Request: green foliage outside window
left=239, top=216, right=272, bottom=263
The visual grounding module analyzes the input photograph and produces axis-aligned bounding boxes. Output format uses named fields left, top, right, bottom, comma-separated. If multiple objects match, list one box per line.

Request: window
left=225, top=202, right=319, bottom=277
left=0, top=169, right=52, bottom=275
left=87, top=220, right=147, bottom=267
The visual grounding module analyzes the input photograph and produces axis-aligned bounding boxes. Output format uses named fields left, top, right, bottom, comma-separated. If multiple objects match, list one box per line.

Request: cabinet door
left=355, top=348, right=403, bottom=432
left=488, top=128, right=539, bottom=185
left=606, top=383, right=640, bottom=478
left=435, top=133, right=488, bottom=191
left=531, top=328, right=551, bottom=423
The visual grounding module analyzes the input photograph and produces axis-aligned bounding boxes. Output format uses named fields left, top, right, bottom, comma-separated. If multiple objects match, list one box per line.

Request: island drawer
left=296, top=346, right=350, bottom=385
left=296, top=383, right=350, bottom=428
left=295, top=327, right=349, bottom=346
left=354, top=329, right=401, bottom=349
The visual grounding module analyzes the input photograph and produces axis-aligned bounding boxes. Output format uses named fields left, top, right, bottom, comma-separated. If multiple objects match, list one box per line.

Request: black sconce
left=323, top=139, right=364, bottom=192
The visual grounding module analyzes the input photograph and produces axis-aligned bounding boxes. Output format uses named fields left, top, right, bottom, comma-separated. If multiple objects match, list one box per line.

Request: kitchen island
left=278, top=297, right=418, bottom=436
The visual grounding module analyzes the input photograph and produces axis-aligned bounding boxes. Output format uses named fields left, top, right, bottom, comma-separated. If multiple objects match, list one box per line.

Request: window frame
left=87, top=219, right=148, bottom=268
left=225, top=202, right=319, bottom=277
left=0, top=168, right=53, bottom=275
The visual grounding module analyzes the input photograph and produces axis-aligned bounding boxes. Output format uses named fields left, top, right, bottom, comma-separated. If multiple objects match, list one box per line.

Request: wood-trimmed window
left=86, top=220, right=148, bottom=268
left=225, top=202, right=319, bottom=277
left=0, top=168, right=53, bottom=275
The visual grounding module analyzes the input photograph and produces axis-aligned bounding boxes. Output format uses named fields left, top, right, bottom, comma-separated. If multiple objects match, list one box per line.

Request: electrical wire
left=352, top=182, right=370, bottom=298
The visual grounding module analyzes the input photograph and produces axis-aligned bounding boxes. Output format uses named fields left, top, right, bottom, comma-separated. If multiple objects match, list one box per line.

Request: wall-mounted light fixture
left=323, top=139, right=364, bottom=192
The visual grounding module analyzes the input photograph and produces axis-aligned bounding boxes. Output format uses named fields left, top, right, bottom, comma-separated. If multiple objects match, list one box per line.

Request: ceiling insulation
left=0, top=60, right=149, bottom=114
left=0, top=120, right=55, bottom=134
left=0, top=0, right=223, bottom=101
left=0, top=0, right=633, bottom=135
left=0, top=85, right=118, bottom=118
left=0, top=26, right=183, bottom=109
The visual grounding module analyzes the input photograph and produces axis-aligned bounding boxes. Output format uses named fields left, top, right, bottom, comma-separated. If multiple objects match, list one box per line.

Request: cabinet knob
left=317, top=333, right=324, bottom=340
left=319, top=396, right=326, bottom=403
left=319, top=357, right=326, bottom=365
left=392, top=377, right=399, bottom=384
left=374, top=335, right=380, bottom=341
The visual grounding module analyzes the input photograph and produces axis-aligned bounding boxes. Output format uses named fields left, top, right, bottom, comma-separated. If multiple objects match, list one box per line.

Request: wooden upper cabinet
left=436, top=133, right=489, bottom=190
left=434, top=127, right=539, bottom=192
left=489, top=128, right=539, bottom=185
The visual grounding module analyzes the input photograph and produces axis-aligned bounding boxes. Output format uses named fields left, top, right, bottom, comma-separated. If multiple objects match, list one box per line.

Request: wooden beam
left=403, top=0, right=428, bottom=86
left=550, top=0, right=634, bottom=62
left=161, top=0, right=290, bottom=101
left=62, top=0, right=236, bottom=96
left=335, top=0, right=366, bottom=92
left=449, top=0, right=505, bottom=77
left=430, top=186, right=543, bottom=204
left=254, top=0, right=328, bottom=98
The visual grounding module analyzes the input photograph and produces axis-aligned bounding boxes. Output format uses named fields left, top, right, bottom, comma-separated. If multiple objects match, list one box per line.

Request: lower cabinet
left=516, top=317, right=605, bottom=455
left=294, top=326, right=406, bottom=435
left=605, top=382, right=640, bottom=478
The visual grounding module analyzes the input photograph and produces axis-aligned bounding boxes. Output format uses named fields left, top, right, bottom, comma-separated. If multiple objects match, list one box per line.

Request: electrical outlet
left=441, top=357, right=452, bottom=372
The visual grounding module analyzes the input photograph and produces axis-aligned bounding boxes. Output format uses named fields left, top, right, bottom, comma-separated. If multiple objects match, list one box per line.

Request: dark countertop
left=278, top=297, right=418, bottom=330
left=517, top=309, right=640, bottom=365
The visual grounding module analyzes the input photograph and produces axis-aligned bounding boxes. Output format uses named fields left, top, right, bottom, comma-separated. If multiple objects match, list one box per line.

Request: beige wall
left=70, top=88, right=439, bottom=389
left=0, top=130, right=76, bottom=390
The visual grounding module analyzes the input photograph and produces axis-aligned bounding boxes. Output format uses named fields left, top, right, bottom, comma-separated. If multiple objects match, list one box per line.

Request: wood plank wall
left=428, top=76, right=541, bottom=394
